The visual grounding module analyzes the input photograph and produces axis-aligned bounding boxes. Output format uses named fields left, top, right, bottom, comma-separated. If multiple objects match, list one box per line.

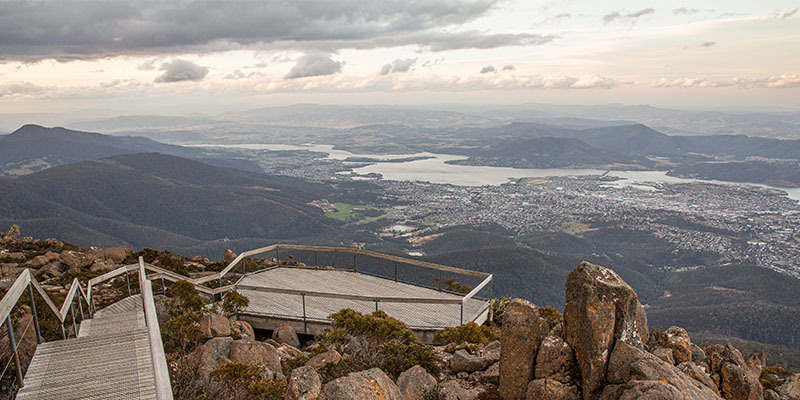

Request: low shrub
left=433, top=322, right=498, bottom=345
left=324, top=309, right=416, bottom=345
left=539, top=306, right=563, bottom=332
left=209, top=361, right=286, bottom=400
left=222, top=291, right=249, bottom=317
left=490, top=297, right=510, bottom=326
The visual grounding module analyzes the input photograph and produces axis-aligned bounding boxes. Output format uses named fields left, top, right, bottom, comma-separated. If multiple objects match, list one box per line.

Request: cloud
left=379, top=58, right=417, bottom=75
left=698, top=41, right=716, bottom=48
left=502, top=65, right=515, bottom=71
left=603, top=8, right=655, bottom=25
left=154, top=59, right=209, bottom=83
left=285, top=53, right=343, bottom=79
left=772, top=8, right=798, bottom=18
left=0, top=82, right=48, bottom=97
left=650, top=74, right=800, bottom=89
left=673, top=8, right=701, bottom=15
left=480, top=65, right=496, bottom=74
left=0, top=1, right=554, bottom=61
left=137, top=59, right=157, bottom=71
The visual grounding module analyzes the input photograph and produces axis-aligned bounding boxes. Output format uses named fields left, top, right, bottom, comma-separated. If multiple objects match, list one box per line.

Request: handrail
left=234, top=284, right=464, bottom=304
left=138, top=257, right=173, bottom=400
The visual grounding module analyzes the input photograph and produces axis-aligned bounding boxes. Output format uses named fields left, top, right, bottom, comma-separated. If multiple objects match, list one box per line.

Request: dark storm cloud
left=379, top=58, right=417, bottom=75
left=154, top=59, right=209, bottom=83
left=603, top=8, right=655, bottom=25
left=285, top=54, right=343, bottom=79
left=0, top=0, right=555, bottom=61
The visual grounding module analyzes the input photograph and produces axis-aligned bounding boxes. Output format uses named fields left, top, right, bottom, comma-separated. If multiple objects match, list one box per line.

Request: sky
left=0, top=0, right=798, bottom=114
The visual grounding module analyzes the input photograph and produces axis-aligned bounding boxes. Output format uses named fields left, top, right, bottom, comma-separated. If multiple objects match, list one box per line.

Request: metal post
left=161, top=277, right=166, bottom=295
left=353, top=254, right=357, bottom=272
left=275, top=248, right=279, bottom=264
left=76, top=292, right=85, bottom=320
left=375, top=299, right=379, bottom=312
left=437, top=272, right=442, bottom=291
left=60, top=323, right=66, bottom=340
left=70, top=302, right=78, bottom=337
left=460, top=301, right=464, bottom=325
left=301, top=293, right=307, bottom=334
left=242, top=258, right=246, bottom=275
left=27, top=284, right=42, bottom=344
left=125, top=270, right=132, bottom=296
left=314, top=251, right=318, bottom=266
left=394, top=262, right=398, bottom=282
left=5, top=316, right=23, bottom=387
left=218, top=277, right=222, bottom=290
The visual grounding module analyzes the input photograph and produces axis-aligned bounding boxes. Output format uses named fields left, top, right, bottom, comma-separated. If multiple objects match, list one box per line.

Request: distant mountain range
left=0, top=152, right=342, bottom=254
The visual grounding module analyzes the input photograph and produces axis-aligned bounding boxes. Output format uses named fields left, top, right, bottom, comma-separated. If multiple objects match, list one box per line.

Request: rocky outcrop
left=285, top=365, right=322, bottom=400
left=706, top=344, right=764, bottom=400
left=228, top=340, right=283, bottom=380
left=199, top=313, right=231, bottom=340
left=439, top=379, right=482, bottom=400
left=499, top=299, right=549, bottom=400
left=397, top=365, right=437, bottom=400
left=534, top=335, right=577, bottom=384
left=319, top=368, right=403, bottom=400
left=272, top=324, right=300, bottom=348
left=2, top=225, right=20, bottom=241
left=306, top=350, right=342, bottom=371
left=526, top=378, right=580, bottom=400
left=86, top=246, right=133, bottom=264
left=450, top=349, right=496, bottom=372
left=665, top=326, right=693, bottom=365
left=563, top=261, right=648, bottom=399
left=224, top=249, right=237, bottom=264
left=230, top=320, right=255, bottom=341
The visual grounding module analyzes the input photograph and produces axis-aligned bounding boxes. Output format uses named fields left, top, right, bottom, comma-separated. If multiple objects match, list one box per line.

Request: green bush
left=433, top=322, right=498, bottom=345
left=433, top=278, right=471, bottom=294
left=161, top=310, right=202, bottom=357
left=490, top=297, right=510, bottom=326
left=377, top=341, right=440, bottom=380
left=539, top=306, right=563, bottom=332
left=169, top=280, right=204, bottom=313
left=209, top=361, right=286, bottom=400
left=647, top=327, right=668, bottom=351
left=324, top=309, right=416, bottom=344
left=222, top=291, right=249, bottom=317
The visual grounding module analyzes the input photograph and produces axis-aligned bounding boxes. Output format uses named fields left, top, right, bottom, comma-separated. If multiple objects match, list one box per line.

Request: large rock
left=230, top=320, right=255, bottom=341
left=534, top=335, right=577, bottom=383
left=397, top=365, right=437, bottom=400
left=224, top=249, right=238, bottom=264
left=450, top=349, right=495, bottom=372
left=285, top=365, right=322, bottom=400
left=439, top=379, right=481, bottom=400
left=477, top=362, right=500, bottom=384
left=272, top=324, right=300, bottom=348
left=2, top=225, right=20, bottom=241
left=26, top=251, right=60, bottom=268
left=87, top=246, right=133, bottom=264
left=526, top=378, right=580, bottom=400
left=59, top=250, right=92, bottom=269
left=665, top=326, right=693, bottom=365
left=499, top=299, right=549, bottom=400
left=618, top=380, right=691, bottom=400
left=199, top=313, right=231, bottom=339
left=563, top=262, right=649, bottom=399
left=678, top=361, right=720, bottom=395
left=607, top=341, right=722, bottom=400
left=189, top=336, right=233, bottom=378
left=34, top=262, right=63, bottom=279
left=306, top=350, right=342, bottom=371
left=720, top=362, right=762, bottom=400
left=319, top=368, right=403, bottom=400
left=776, top=375, right=800, bottom=400
left=228, top=340, right=283, bottom=379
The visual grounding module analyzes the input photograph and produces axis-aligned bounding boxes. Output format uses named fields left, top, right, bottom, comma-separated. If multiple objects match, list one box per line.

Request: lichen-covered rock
left=189, top=336, right=233, bottom=378
left=319, top=368, right=403, bottom=400
left=618, top=380, right=689, bottom=400
left=2, top=225, right=20, bottom=241
left=678, top=361, right=720, bottom=395
left=775, top=375, right=800, bottom=400
left=228, top=340, right=283, bottom=379
left=306, top=350, right=342, bottom=371
left=199, top=313, right=231, bottom=339
left=691, top=343, right=707, bottom=365
left=499, top=299, right=549, bottom=400
left=439, top=379, right=482, bottom=400
left=653, top=347, right=675, bottom=365
left=272, top=324, right=300, bottom=348
left=451, top=349, right=495, bottom=372
left=534, top=335, right=577, bottom=383
left=59, top=250, right=92, bottom=269
left=720, top=361, right=763, bottom=400
left=34, top=262, right=63, bottom=279
left=526, top=378, right=580, bottom=400
left=26, top=251, right=59, bottom=267
left=563, top=262, right=648, bottom=399
left=285, top=365, right=322, bottom=400
left=397, top=365, right=437, bottom=400
left=607, top=341, right=722, bottom=399
left=87, top=246, right=134, bottom=264
left=665, top=326, right=693, bottom=364
left=477, top=362, right=500, bottom=384
left=230, top=320, right=255, bottom=341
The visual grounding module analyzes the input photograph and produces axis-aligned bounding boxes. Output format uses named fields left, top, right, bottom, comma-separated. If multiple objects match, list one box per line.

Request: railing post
left=314, top=251, right=318, bottom=266
left=60, top=322, right=66, bottom=340
left=76, top=290, right=85, bottom=320
left=125, top=270, right=132, bottom=296
left=5, top=316, right=24, bottom=386
left=70, top=301, right=78, bottom=337
left=161, top=277, right=166, bottom=295
left=27, top=284, right=42, bottom=345
left=394, top=262, right=398, bottom=282
left=460, top=301, right=464, bottom=325
left=353, top=254, right=357, bottom=272
left=374, top=299, right=379, bottom=312
left=301, top=293, right=307, bottom=334
left=242, top=258, right=246, bottom=275
left=275, top=248, right=279, bottom=264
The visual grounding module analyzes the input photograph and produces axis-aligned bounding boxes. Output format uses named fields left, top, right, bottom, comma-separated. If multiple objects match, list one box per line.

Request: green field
left=324, top=203, right=378, bottom=222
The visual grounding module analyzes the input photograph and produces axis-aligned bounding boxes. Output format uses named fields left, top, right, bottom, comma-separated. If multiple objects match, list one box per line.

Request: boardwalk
left=237, top=266, right=489, bottom=330
left=16, top=296, right=158, bottom=400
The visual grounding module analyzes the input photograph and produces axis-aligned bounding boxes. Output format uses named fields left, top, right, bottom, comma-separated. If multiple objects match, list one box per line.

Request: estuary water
left=194, top=143, right=800, bottom=201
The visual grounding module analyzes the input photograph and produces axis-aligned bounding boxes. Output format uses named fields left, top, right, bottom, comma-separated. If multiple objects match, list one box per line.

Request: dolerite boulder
left=59, top=250, right=92, bottom=269
left=526, top=378, right=580, bottom=400
left=606, top=341, right=722, bottom=399
left=86, top=246, right=133, bottom=264
left=534, top=335, right=577, bottom=383
left=2, top=225, right=20, bottom=241
left=285, top=365, right=322, bottom=400
left=230, top=320, right=255, bottom=341
left=228, top=340, right=283, bottom=380
left=189, top=336, right=234, bottom=379
left=224, top=249, right=237, bottom=264
left=272, top=324, right=300, bottom=348
left=706, top=344, right=763, bottom=400
left=439, top=379, right=482, bottom=400
left=563, top=262, right=648, bottom=399
left=665, top=326, right=693, bottom=365
left=450, top=349, right=496, bottom=372
left=319, top=368, right=403, bottom=400
left=199, top=313, right=231, bottom=339
left=306, top=350, right=342, bottom=371
left=397, top=365, right=437, bottom=400
left=678, top=361, right=720, bottom=395
left=499, top=299, right=550, bottom=400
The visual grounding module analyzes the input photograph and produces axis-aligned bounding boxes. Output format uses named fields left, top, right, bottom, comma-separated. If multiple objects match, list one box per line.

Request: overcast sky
left=0, top=0, right=798, bottom=114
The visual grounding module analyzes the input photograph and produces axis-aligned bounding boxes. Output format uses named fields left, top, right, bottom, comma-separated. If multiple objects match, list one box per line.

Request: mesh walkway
left=15, top=295, right=158, bottom=400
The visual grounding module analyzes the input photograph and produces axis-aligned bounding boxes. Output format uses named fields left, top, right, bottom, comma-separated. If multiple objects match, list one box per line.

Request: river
left=192, top=143, right=800, bottom=202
